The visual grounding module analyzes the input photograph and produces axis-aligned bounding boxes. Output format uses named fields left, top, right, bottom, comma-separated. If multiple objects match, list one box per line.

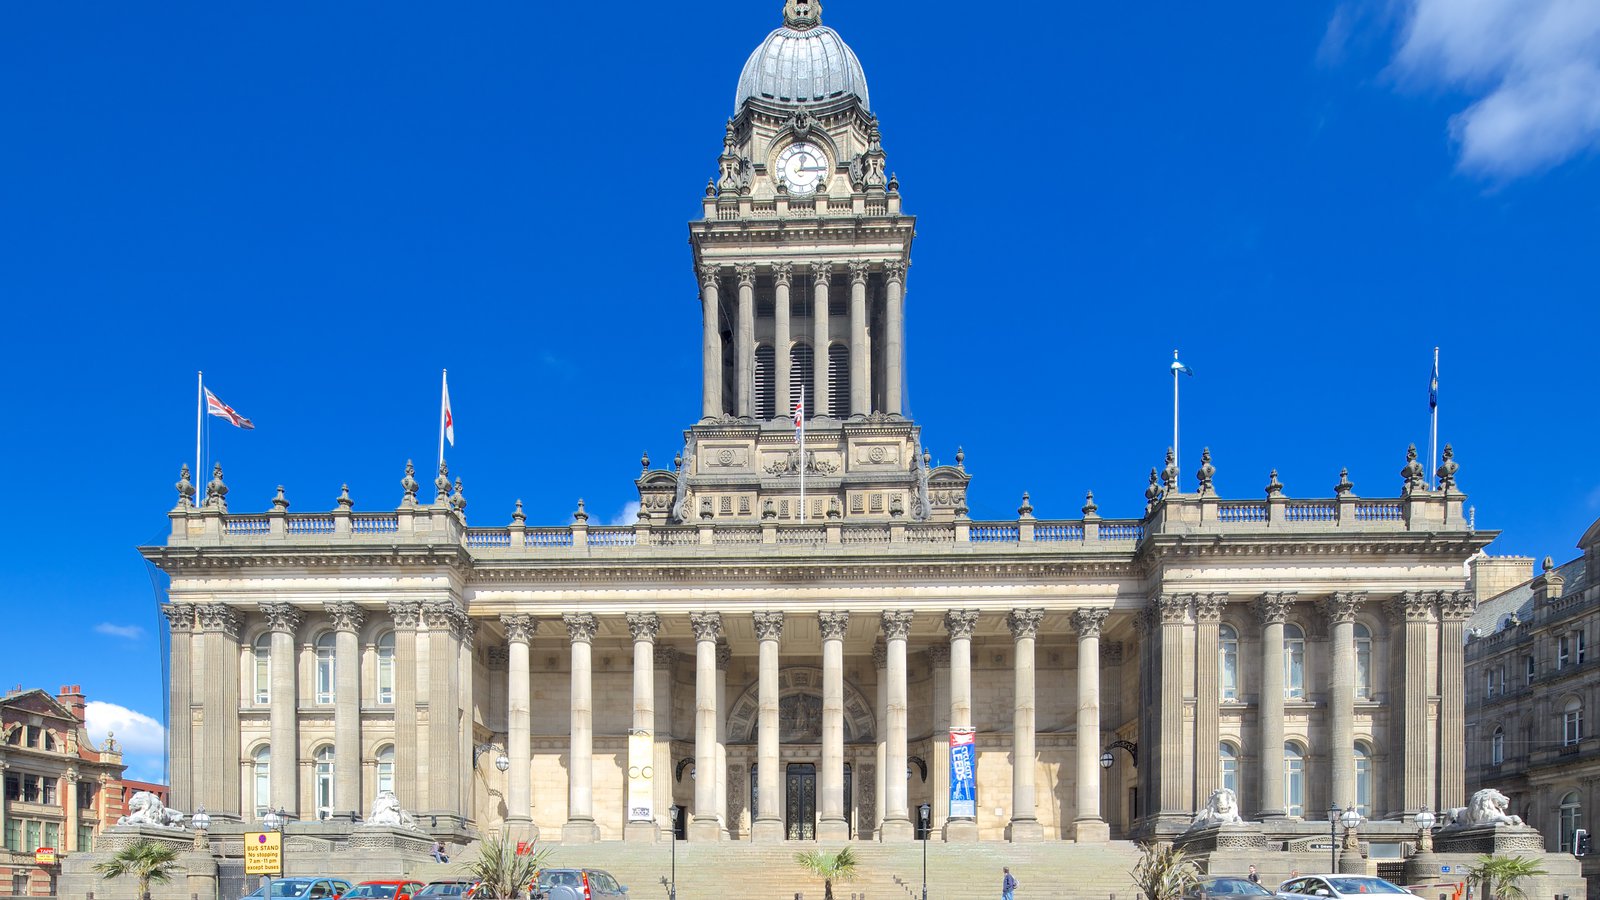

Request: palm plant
left=1129, top=841, right=1199, bottom=900
left=459, top=831, right=549, bottom=899
left=1466, top=854, right=1547, bottom=900
left=93, top=839, right=182, bottom=900
left=794, top=846, right=858, bottom=900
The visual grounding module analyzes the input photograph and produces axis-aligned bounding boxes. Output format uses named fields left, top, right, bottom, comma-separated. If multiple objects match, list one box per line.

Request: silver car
left=1276, top=876, right=1425, bottom=900
left=533, top=869, right=627, bottom=900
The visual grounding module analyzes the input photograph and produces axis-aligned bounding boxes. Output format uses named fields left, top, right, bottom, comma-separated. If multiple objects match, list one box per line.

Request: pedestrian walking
left=1248, top=866, right=1260, bottom=885
left=1002, top=867, right=1018, bottom=900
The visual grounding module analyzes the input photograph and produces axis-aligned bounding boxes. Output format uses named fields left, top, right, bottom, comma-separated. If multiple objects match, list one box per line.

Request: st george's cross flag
left=204, top=388, right=254, bottom=429
left=793, top=387, right=805, bottom=441
left=441, top=371, right=455, bottom=447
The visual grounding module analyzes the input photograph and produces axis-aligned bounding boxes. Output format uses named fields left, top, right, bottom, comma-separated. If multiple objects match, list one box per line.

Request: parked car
left=533, top=869, right=628, bottom=900
left=345, top=882, right=425, bottom=900
left=1276, top=876, right=1425, bottom=900
left=1186, top=878, right=1273, bottom=900
left=242, top=878, right=353, bottom=900
left=415, top=880, right=478, bottom=900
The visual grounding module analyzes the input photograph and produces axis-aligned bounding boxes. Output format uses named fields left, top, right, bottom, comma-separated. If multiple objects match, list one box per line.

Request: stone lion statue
left=1443, top=788, right=1524, bottom=828
left=361, top=791, right=420, bottom=830
left=1189, top=787, right=1245, bottom=829
left=118, top=791, right=186, bottom=829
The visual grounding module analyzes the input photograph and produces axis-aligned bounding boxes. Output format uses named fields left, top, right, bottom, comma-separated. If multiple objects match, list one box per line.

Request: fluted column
left=884, top=261, right=906, bottom=416
left=64, top=768, right=79, bottom=851
left=773, top=263, right=793, bottom=416
left=848, top=261, right=870, bottom=416
left=818, top=610, right=851, bottom=839
left=1389, top=591, right=1438, bottom=818
left=624, top=613, right=660, bottom=841
left=1006, top=608, right=1044, bottom=841
left=1256, top=593, right=1291, bottom=820
left=197, top=604, right=242, bottom=820
left=261, top=603, right=303, bottom=817
left=423, top=602, right=465, bottom=825
left=700, top=265, right=722, bottom=419
left=1157, top=595, right=1189, bottom=821
left=943, top=610, right=980, bottom=841
left=880, top=611, right=915, bottom=839
left=387, top=601, right=421, bottom=812
left=715, top=641, right=731, bottom=838
left=812, top=263, right=832, bottom=415
left=1073, top=608, right=1111, bottom=841
left=563, top=613, right=600, bottom=842
left=501, top=614, right=535, bottom=836
left=689, top=612, right=723, bottom=840
left=1439, top=591, right=1473, bottom=813
left=871, top=643, right=887, bottom=839
left=736, top=264, right=756, bottom=418
left=1193, top=594, right=1225, bottom=809
left=458, top=624, right=475, bottom=822
left=161, top=604, right=196, bottom=812
left=927, top=644, right=951, bottom=834
left=653, top=646, right=676, bottom=836
left=752, top=612, right=785, bottom=842
left=326, top=602, right=365, bottom=821
left=1322, top=593, right=1362, bottom=812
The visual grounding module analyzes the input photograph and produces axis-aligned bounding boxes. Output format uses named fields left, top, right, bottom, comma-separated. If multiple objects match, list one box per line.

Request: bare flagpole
left=439, top=369, right=448, bottom=472
left=195, top=371, right=204, bottom=499
left=1172, top=350, right=1181, bottom=492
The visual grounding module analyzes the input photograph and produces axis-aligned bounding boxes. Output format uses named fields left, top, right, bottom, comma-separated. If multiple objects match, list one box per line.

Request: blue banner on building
left=950, top=730, right=976, bottom=819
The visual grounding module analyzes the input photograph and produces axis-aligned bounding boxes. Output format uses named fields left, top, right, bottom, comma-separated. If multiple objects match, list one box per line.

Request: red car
left=345, top=882, right=426, bottom=900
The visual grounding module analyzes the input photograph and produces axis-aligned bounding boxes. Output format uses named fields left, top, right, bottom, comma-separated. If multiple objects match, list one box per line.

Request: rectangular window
left=43, top=822, right=59, bottom=850
left=1578, top=631, right=1588, bottom=665
left=1565, top=709, right=1584, bottom=746
left=42, top=777, right=56, bottom=806
left=12, top=872, right=26, bottom=896
left=3, top=819, right=19, bottom=851
left=80, top=781, right=97, bottom=809
left=1486, top=670, right=1497, bottom=698
left=26, top=726, right=41, bottom=747
left=23, top=775, right=40, bottom=803
left=1528, top=655, right=1537, bottom=685
left=25, top=820, right=41, bottom=850
left=1560, top=636, right=1571, bottom=668
left=4, top=774, right=17, bottom=801
left=78, top=825, right=94, bottom=852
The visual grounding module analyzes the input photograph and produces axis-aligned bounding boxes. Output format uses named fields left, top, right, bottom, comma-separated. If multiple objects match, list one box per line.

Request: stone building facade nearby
left=1464, top=518, right=1600, bottom=873
left=141, top=0, right=1490, bottom=853
left=1, top=686, right=130, bottom=895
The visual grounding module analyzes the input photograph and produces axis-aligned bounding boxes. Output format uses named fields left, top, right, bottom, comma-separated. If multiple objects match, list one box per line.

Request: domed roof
left=735, top=2, right=870, bottom=111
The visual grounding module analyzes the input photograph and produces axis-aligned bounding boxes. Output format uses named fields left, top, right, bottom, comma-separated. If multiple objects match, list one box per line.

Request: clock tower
left=639, top=0, right=969, bottom=526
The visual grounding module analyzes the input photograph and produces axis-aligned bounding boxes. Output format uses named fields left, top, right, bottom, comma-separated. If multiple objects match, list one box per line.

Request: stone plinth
left=1432, top=824, right=1546, bottom=855
left=1174, top=823, right=1270, bottom=854
left=93, top=824, right=194, bottom=852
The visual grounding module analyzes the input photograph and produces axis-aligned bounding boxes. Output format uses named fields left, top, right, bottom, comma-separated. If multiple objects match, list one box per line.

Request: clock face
left=776, top=142, right=828, bottom=195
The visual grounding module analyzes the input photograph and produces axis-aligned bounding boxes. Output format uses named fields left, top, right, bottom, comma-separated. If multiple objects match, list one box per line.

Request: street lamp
left=1327, top=805, right=1340, bottom=872
left=263, top=807, right=287, bottom=900
left=668, top=806, right=679, bottom=900
left=1340, top=805, right=1364, bottom=871
left=1415, top=808, right=1436, bottom=855
left=191, top=806, right=211, bottom=851
left=496, top=754, right=510, bottom=773
left=918, top=803, right=931, bottom=900
left=1099, top=752, right=1114, bottom=769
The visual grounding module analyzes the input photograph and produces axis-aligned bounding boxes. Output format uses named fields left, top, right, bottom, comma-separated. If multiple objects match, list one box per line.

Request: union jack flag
left=205, top=388, right=254, bottom=430
left=792, top=388, right=805, bottom=441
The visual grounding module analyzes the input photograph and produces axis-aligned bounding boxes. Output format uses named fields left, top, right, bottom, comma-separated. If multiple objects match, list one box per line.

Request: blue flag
left=1172, top=356, right=1194, bottom=376
left=1429, top=356, right=1439, bottom=411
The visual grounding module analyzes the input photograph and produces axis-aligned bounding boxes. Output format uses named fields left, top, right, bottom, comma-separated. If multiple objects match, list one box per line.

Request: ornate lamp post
left=191, top=806, right=211, bottom=851
left=918, top=803, right=931, bottom=900
left=262, top=807, right=287, bottom=899
left=1415, top=808, right=1436, bottom=855
left=1327, top=804, right=1340, bottom=872
left=668, top=807, right=679, bottom=900
left=1340, top=805, right=1365, bottom=872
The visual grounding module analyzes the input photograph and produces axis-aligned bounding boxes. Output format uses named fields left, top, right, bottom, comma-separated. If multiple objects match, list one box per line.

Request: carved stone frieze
left=1006, top=608, right=1044, bottom=640
left=563, top=613, right=599, bottom=644
left=1072, top=607, right=1110, bottom=638
left=689, top=612, right=723, bottom=642
left=753, top=611, right=785, bottom=641
left=500, top=614, right=536, bottom=644
left=325, top=601, right=366, bottom=633
left=880, top=610, right=914, bottom=641
left=944, top=609, right=979, bottom=640
left=625, top=612, right=661, bottom=642
left=818, top=610, right=850, bottom=640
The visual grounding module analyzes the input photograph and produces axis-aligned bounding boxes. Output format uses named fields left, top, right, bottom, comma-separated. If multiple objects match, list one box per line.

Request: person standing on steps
left=1002, top=868, right=1018, bottom=900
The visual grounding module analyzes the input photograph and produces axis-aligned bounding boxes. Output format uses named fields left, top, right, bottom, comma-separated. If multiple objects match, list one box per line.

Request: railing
left=1218, top=502, right=1267, bottom=524
left=224, top=516, right=270, bottom=536
left=1355, top=501, right=1403, bottom=522
left=286, top=515, right=335, bottom=535
left=587, top=527, right=638, bottom=548
left=1099, top=522, right=1145, bottom=541
left=1034, top=523, right=1085, bottom=542
left=841, top=525, right=890, bottom=545
left=713, top=526, right=761, bottom=546
left=351, top=514, right=399, bottom=534
left=1284, top=501, right=1337, bottom=523
left=970, top=524, right=1020, bottom=543
left=653, top=528, right=699, bottom=547
left=905, top=524, right=955, bottom=544
left=465, top=528, right=510, bottom=548
left=524, top=528, right=574, bottom=548
left=777, top=526, right=827, bottom=546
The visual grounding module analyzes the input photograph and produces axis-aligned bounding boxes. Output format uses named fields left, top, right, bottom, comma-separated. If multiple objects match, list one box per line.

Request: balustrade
left=969, top=524, right=1020, bottom=543
left=1217, top=502, right=1267, bottom=524
left=224, top=516, right=270, bottom=536
left=286, top=515, right=335, bottom=535
left=1034, top=523, right=1085, bottom=542
left=351, top=514, right=399, bottom=534
left=1284, top=502, right=1337, bottom=523
left=587, top=527, right=638, bottom=548
left=1354, top=501, right=1403, bottom=521
left=465, top=528, right=511, bottom=548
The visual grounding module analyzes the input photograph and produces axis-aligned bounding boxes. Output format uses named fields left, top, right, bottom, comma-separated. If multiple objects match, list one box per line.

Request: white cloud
left=86, top=701, right=166, bottom=782
left=95, top=623, right=145, bottom=640
left=610, top=501, right=641, bottom=526
left=1390, top=0, right=1600, bottom=177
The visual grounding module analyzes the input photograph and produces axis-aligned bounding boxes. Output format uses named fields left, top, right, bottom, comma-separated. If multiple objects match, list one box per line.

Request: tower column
left=884, top=261, right=906, bottom=416
left=326, top=602, right=365, bottom=821
left=943, top=610, right=980, bottom=842
left=1390, top=591, right=1438, bottom=817
left=423, top=602, right=465, bottom=826
left=881, top=611, right=915, bottom=840
left=197, top=604, right=242, bottom=820
left=1194, top=594, right=1225, bottom=809
left=812, top=263, right=832, bottom=417
left=700, top=265, right=722, bottom=418
left=689, top=613, right=723, bottom=840
left=773, top=263, right=793, bottom=417
left=161, top=604, right=196, bottom=813
left=387, top=602, right=421, bottom=813
left=1323, top=593, right=1361, bottom=812
left=848, top=261, right=870, bottom=415
left=1439, top=591, right=1473, bottom=813
left=1256, top=593, right=1291, bottom=821
left=562, top=613, right=600, bottom=842
left=1073, top=608, right=1111, bottom=842
left=501, top=615, right=535, bottom=837
left=736, top=264, right=756, bottom=418
left=1006, top=608, right=1044, bottom=842
left=752, top=612, right=785, bottom=842
left=261, top=603, right=303, bottom=818
left=818, top=611, right=851, bottom=839
left=625, top=613, right=660, bottom=842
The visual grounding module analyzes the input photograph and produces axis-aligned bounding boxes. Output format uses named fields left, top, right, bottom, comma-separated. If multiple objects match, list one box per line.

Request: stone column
left=752, top=612, right=785, bottom=842
left=1256, top=592, right=1292, bottom=821
left=818, top=610, right=851, bottom=839
left=1157, top=595, right=1190, bottom=822
left=624, top=613, right=660, bottom=841
left=161, top=604, right=196, bottom=812
left=773, top=263, right=793, bottom=416
left=700, top=265, right=722, bottom=419
left=1193, top=594, right=1225, bottom=808
left=563, top=613, right=600, bottom=842
left=689, top=612, right=723, bottom=840
left=873, top=642, right=887, bottom=840
left=736, top=264, right=756, bottom=418
left=1006, top=608, right=1044, bottom=841
left=884, top=261, right=906, bottom=416
left=812, top=263, right=832, bottom=416
left=1388, top=591, right=1438, bottom=817
left=927, top=644, right=952, bottom=834
left=326, top=602, right=364, bottom=821
left=652, top=646, right=676, bottom=836
left=459, top=623, right=475, bottom=824
left=423, top=602, right=465, bottom=826
left=848, top=261, right=870, bottom=416
left=386, top=601, right=421, bottom=811
left=881, top=611, right=915, bottom=839
left=501, top=614, right=535, bottom=836
left=1322, top=592, right=1362, bottom=811
left=943, top=610, right=980, bottom=841
left=261, top=603, right=303, bottom=817
left=1073, top=608, right=1111, bottom=841
left=1439, top=591, right=1473, bottom=813
left=197, top=604, right=242, bottom=819
left=0, top=761, right=8, bottom=847
left=716, top=641, right=731, bottom=838
left=64, top=769, right=79, bottom=851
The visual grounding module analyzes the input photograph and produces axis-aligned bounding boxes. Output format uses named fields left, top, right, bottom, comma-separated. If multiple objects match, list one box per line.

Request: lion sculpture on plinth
left=361, top=791, right=420, bottom=830
left=1189, top=787, right=1245, bottom=829
left=1443, top=788, right=1524, bottom=828
left=118, top=791, right=186, bottom=829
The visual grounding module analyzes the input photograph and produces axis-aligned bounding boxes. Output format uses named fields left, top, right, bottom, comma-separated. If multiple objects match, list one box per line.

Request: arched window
left=1561, top=791, right=1583, bottom=852
left=1284, top=624, right=1306, bottom=699
left=827, top=344, right=849, bottom=418
left=315, top=632, right=337, bottom=705
left=790, top=343, right=814, bottom=419
left=253, top=746, right=271, bottom=818
left=1492, top=726, right=1505, bottom=765
left=1354, top=743, right=1372, bottom=816
left=1219, top=625, right=1239, bottom=701
left=1564, top=697, right=1584, bottom=746
left=377, top=745, right=395, bottom=796
left=315, top=746, right=335, bottom=820
left=1284, top=743, right=1305, bottom=817
left=1354, top=623, right=1372, bottom=698
left=376, top=632, right=396, bottom=706
left=1219, top=743, right=1239, bottom=800
left=754, top=344, right=775, bottom=419
left=254, top=634, right=272, bottom=704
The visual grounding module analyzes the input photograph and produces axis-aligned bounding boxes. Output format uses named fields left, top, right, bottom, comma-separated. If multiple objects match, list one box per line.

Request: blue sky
left=2, top=1, right=1597, bottom=782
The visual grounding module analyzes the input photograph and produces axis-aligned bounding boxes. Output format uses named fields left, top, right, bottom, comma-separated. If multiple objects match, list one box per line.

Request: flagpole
left=196, top=371, right=204, bottom=498
left=439, top=369, right=448, bottom=471
left=1172, top=350, right=1181, bottom=492
left=1429, top=347, right=1439, bottom=490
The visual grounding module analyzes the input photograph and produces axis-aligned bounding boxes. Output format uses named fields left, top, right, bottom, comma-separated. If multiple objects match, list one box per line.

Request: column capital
left=653, top=645, right=677, bottom=668
left=1193, top=593, right=1228, bottom=623
left=735, top=264, right=757, bottom=287
left=772, top=262, right=795, bottom=286
left=753, top=611, right=785, bottom=641
left=884, top=260, right=908, bottom=284
left=1256, top=591, right=1296, bottom=626
left=689, top=611, right=723, bottom=642
left=461, top=621, right=477, bottom=651
left=943, top=609, right=980, bottom=640
left=387, top=600, right=422, bottom=630
left=1155, top=594, right=1190, bottom=625
left=818, top=610, right=851, bottom=640
left=716, top=641, right=733, bottom=670
left=198, top=603, right=242, bottom=638
left=563, top=612, right=599, bottom=644
left=880, top=610, right=914, bottom=641
left=872, top=641, right=887, bottom=669
left=500, top=614, right=537, bottom=645
left=1386, top=590, right=1438, bottom=623
left=925, top=644, right=951, bottom=667
left=810, top=261, right=834, bottom=285
left=699, top=264, right=720, bottom=289
left=324, top=602, right=366, bottom=634
left=626, top=612, right=661, bottom=642
left=1439, top=590, right=1476, bottom=621
left=260, top=603, right=304, bottom=635
left=422, top=600, right=466, bottom=634
left=1319, top=591, right=1367, bottom=625
left=1071, top=608, right=1111, bottom=639
left=1006, top=608, right=1044, bottom=640
left=848, top=260, right=871, bottom=285
left=161, top=603, right=196, bottom=634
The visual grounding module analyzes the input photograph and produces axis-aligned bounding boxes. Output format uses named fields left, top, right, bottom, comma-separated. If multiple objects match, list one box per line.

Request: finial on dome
left=784, top=0, right=822, bottom=29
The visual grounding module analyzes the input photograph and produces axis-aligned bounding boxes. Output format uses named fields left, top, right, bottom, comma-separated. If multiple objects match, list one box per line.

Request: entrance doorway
left=786, top=763, right=816, bottom=839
